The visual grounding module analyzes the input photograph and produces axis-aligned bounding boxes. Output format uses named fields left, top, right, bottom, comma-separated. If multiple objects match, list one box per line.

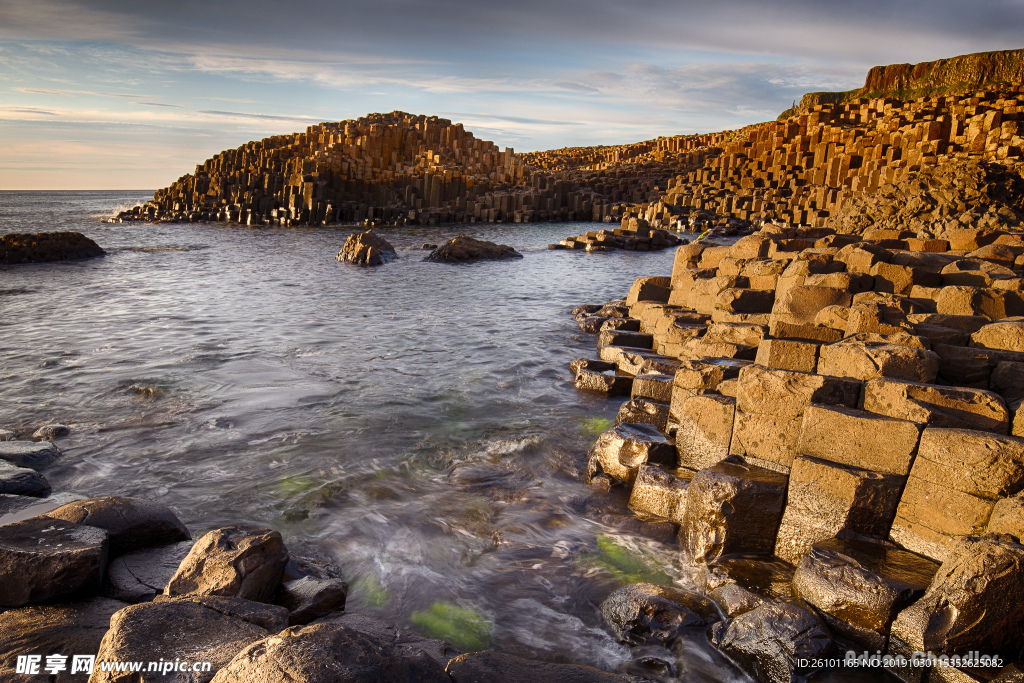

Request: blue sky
left=1, top=0, right=1022, bottom=189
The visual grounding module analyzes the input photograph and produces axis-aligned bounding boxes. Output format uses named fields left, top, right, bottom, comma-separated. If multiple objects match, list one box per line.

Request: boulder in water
left=336, top=229, right=397, bottom=266
left=0, top=232, right=105, bottom=264
left=424, top=235, right=522, bottom=262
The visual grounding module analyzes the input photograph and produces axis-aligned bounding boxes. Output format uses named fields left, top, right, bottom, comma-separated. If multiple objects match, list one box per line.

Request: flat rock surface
left=0, top=461, right=50, bottom=497
left=45, top=496, right=190, bottom=555
left=0, top=440, right=60, bottom=469
left=0, top=517, right=108, bottom=607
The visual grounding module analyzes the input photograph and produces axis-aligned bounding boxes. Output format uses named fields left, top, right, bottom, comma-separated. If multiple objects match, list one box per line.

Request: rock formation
left=572, top=219, right=1024, bottom=680
left=335, top=229, right=397, bottom=266
left=0, top=232, right=105, bottom=264
left=423, top=235, right=522, bottom=262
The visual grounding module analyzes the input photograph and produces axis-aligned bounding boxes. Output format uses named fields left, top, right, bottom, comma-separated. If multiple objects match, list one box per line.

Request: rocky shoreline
left=569, top=220, right=1024, bottom=682
left=0, top=428, right=646, bottom=683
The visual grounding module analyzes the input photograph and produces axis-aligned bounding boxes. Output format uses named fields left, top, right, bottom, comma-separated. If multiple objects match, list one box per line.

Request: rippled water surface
left=3, top=191, right=904, bottom=682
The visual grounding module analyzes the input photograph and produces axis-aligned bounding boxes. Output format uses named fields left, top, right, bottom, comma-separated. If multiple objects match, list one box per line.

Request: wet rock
left=0, top=440, right=60, bottom=468
left=615, top=397, right=670, bottom=432
left=31, top=423, right=70, bottom=439
left=627, top=464, right=690, bottom=521
left=587, top=423, right=675, bottom=485
left=447, top=651, right=629, bottom=683
left=706, top=584, right=765, bottom=624
left=335, top=229, right=398, bottom=266
left=45, top=496, right=190, bottom=555
left=709, top=601, right=835, bottom=683
left=277, top=576, right=348, bottom=625
left=0, top=461, right=50, bottom=496
left=0, top=517, right=108, bottom=607
left=210, top=622, right=450, bottom=683
left=0, top=430, right=16, bottom=441
left=792, top=538, right=939, bottom=650
left=91, top=598, right=281, bottom=683
left=578, top=315, right=608, bottom=332
left=683, top=457, right=789, bottom=563
left=572, top=303, right=603, bottom=317
left=708, top=554, right=797, bottom=601
left=0, top=231, right=105, bottom=264
left=0, top=597, right=130, bottom=683
left=889, top=537, right=1024, bottom=667
left=424, top=235, right=523, bottom=262
left=103, top=540, right=196, bottom=602
left=600, top=582, right=719, bottom=646
left=165, top=526, right=288, bottom=602
left=574, top=368, right=632, bottom=396
left=775, top=456, right=904, bottom=564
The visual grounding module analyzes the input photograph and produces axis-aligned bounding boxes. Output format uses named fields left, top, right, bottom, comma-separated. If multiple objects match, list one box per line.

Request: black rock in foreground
left=0, top=232, right=105, bottom=264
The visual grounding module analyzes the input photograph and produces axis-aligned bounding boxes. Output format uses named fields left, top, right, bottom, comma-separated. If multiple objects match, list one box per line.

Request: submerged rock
left=424, top=235, right=523, bottom=262
left=336, top=229, right=397, bottom=266
left=599, top=582, right=719, bottom=646
left=31, top=424, right=70, bottom=439
left=0, top=232, right=105, bottom=264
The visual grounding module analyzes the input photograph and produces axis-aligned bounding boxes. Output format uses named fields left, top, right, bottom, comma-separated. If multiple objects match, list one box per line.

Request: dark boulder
left=0, top=440, right=60, bottom=469
left=424, top=235, right=523, bottom=262
left=599, top=582, right=720, bottom=646
left=277, top=576, right=348, bottom=625
left=314, top=612, right=461, bottom=668
left=709, top=601, right=835, bottom=683
left=45, top=495, right=190, bottom=555
left=0, top=461, right=50, bottom=497
left=0, top=517, right=108, bottom=607
left=32, top=424, right=70, bottom=439
left=336, top=229, right=397, bottom=266
left=0, top=232, right=105, bottom=264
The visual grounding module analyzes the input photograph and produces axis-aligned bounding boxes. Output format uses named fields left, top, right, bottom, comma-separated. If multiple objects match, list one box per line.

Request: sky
left=1, top=0, right=1022, bottom=189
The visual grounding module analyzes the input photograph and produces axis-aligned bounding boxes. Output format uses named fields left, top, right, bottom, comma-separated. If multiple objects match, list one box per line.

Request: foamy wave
left=483, top=435, right=544, bottom=456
